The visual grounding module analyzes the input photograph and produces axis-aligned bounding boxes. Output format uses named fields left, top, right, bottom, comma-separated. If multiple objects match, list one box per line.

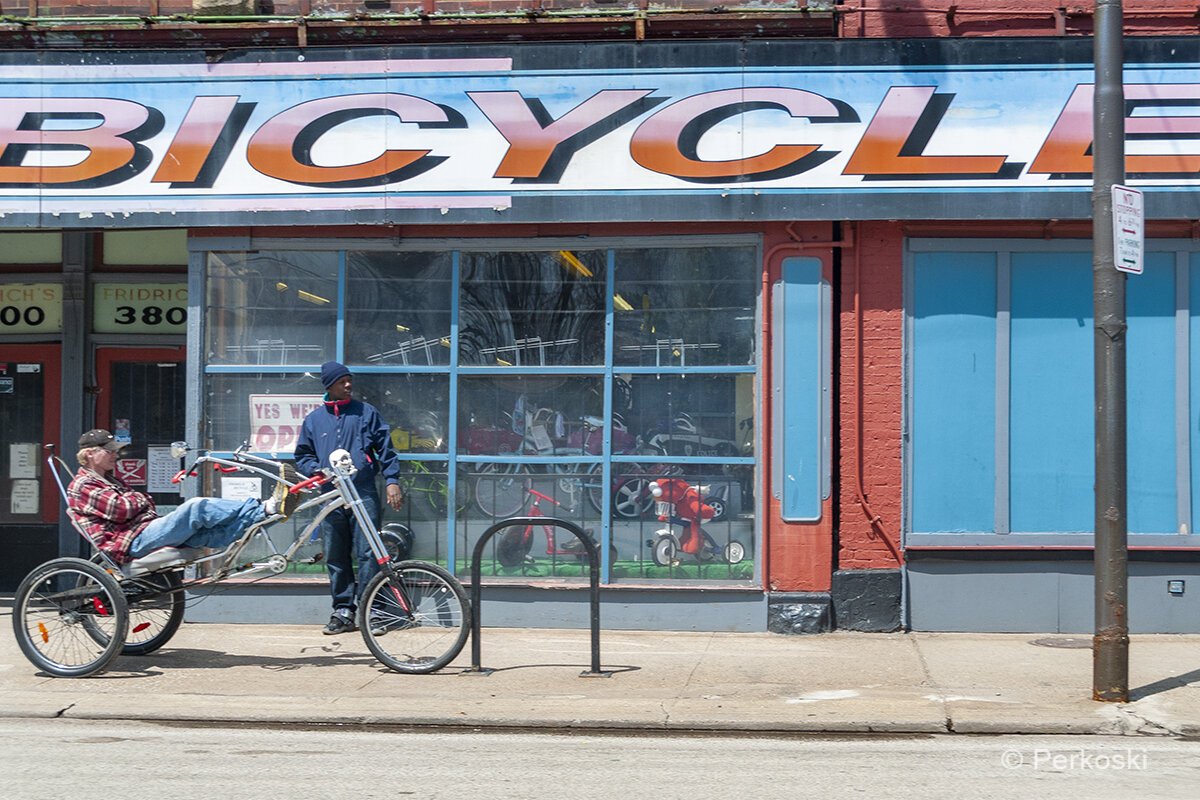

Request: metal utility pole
left=1092, top=0, right=1129, bottom=703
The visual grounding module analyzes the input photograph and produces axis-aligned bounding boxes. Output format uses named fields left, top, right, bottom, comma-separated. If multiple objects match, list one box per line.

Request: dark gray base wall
left=907, top=556, right=1200, bottom=633
left=186, top=583, right=768, bottom=632
left=832, top=569, right=902, bottom=632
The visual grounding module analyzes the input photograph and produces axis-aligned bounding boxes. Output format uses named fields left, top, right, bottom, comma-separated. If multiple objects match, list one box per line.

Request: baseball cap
left=78, top=429, right=124, bottom=452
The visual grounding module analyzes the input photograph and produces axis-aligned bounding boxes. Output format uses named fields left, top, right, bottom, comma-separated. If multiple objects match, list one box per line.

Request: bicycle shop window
left=199, top=240, right=760, bottom=588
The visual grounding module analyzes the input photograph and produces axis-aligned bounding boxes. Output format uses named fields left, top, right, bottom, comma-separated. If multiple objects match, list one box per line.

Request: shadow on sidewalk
left=98, top=646, right=386, bottom=675
left=1130, top=667, right=1200, bottom=701
left=463, top=663, right=640, bottom=676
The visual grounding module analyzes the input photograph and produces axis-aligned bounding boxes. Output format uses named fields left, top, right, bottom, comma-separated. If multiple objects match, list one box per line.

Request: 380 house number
left=114, top=305, right=186, bottom=326
left=0, top=305, right=45, bottom=326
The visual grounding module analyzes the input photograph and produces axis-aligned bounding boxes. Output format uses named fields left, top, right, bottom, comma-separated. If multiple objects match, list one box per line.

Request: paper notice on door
left=220, top=476, right=262, bottom=502
left=9, top=443, right=38, bottom=479
left=11, top=478, right=39, bottom=514
left=147, top=446, right=180, bottom=494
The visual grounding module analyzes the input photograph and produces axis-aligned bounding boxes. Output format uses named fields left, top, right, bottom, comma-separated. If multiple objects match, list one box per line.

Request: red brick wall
left=839, top=0, right=1196, bottom=39
left=14, top=0, right=1200, bottom=32
left=838, top=221, right=905, bottom=571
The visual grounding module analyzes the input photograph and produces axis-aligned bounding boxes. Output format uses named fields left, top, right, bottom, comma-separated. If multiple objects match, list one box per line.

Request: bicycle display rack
left=467, top=516, right=610, bottom=678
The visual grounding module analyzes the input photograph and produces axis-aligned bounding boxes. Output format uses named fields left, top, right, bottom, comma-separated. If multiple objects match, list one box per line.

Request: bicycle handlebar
left=526, top=487, right=560, bottom=505
left=289, top=473, right=329, bottom=494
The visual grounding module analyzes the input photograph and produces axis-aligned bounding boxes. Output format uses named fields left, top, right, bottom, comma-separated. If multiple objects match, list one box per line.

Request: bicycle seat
left=124, top=546, right=205, bottom=578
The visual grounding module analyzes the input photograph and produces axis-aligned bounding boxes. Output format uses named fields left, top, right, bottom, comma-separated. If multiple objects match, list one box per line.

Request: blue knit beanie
left=320, top=360, right=351, bottom=389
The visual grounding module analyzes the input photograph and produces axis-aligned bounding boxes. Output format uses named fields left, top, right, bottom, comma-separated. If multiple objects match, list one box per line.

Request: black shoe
left=323, top=612, right=357, bottom=635
left=368, top=614, right=388, bottom=637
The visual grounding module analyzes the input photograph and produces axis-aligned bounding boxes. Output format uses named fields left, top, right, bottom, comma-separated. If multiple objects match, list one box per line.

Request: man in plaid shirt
left=69, top=429, right=289, bottom=565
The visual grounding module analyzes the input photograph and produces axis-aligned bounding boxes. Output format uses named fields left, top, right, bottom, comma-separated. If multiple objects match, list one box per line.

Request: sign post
left=1093, top=0, right=1130, bottom=704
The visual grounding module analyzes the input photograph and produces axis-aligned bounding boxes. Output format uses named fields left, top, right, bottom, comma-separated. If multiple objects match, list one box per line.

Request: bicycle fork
left=334, top=467, right=416, bottom=618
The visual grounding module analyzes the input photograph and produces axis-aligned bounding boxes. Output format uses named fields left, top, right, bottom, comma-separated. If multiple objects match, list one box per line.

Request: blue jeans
left=323, top=492, right=381, bottom=613
left=130, top=497, right=265, bottom=558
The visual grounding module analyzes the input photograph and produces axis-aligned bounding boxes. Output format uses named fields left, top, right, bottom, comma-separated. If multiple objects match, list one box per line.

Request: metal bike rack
left=468, top=517, right=610, bottom=677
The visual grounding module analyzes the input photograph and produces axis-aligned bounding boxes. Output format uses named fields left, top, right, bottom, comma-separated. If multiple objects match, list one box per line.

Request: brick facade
left=838, top=221, right=904, bottom=571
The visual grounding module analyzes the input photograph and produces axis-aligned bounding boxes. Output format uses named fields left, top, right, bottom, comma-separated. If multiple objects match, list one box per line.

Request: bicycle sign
left=1112, top=184, right=1144, bottom=275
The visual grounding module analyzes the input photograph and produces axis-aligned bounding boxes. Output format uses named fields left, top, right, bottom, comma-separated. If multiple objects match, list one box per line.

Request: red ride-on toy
left=646, top=478, right=745, bottom=567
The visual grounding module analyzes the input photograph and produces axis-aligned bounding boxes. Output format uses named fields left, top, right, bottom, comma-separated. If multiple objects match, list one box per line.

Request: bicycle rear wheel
left=359, top=561, right=471, bottom=674
left=121, top=571, right=186, bottom=656
left=474, top=463, right=530, bottom=518
left=12, top=557, right=129, bottom=678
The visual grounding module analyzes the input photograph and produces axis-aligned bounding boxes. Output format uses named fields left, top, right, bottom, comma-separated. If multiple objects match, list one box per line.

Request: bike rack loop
left=468, top=517, right=610, bottom=677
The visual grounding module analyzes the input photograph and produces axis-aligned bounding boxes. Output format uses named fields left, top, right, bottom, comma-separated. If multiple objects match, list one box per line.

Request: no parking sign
left=115, top=458, right=147, bottom=486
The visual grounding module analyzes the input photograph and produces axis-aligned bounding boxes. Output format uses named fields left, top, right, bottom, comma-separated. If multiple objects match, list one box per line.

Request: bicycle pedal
left=298, top=554, right=324, bottom=565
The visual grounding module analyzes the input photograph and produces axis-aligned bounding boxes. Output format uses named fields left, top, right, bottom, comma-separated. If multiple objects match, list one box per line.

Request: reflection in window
left=206, top=251, right=338, bottom=365
left=622, top=374, right=755, bottom=459
left=352, top=374, right=450, bottom=455
left=459, top=251, right=606, bottom=366
left=614, top=247, right=757, bottom=367
left=204, top=372, right=324, bottom=452
left=457, top=376, right=605, bottom=456
left=345, top=252, right=453, bottom=366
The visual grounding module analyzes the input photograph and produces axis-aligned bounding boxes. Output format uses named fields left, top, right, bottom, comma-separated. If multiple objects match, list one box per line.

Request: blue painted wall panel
left=1127, top=253, right=1176, bottom=534
left=1010, top=253, right=1093, bottom=532
left=780, top=257, right=823, bottom=521
left=911, top=252, right=996, bottom=532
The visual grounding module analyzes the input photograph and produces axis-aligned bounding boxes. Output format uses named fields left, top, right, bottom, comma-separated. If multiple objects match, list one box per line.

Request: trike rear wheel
left=359, top=561, right=471, bottom=674
left=12, top=557, right=129, bottom=678
left=112, top=569, right=186, bottom=656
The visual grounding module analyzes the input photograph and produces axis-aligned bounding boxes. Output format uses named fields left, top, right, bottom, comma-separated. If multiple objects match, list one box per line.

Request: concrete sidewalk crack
left=910, top=636, right=953, bottom=732
left=678, top=633, right=713, bottom=693
left=1112, top=705, right=1179, bottom=736
left=54, top=703, right=76, bottom=718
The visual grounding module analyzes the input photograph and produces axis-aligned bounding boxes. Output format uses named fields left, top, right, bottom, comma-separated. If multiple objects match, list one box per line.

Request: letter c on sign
left=246, top=93, right=450, bottom=187
left=629, top=88, right=843, bottom=183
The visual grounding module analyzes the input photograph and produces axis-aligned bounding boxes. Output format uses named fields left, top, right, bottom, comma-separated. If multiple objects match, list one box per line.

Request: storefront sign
left=0, top=40, right=1197, bottom=224
left=8, top=443, right=38, bottom=479
left=10, top=478, right=39, bottom=515
left=0, top=284, right=62, bottom=334
left=147, top=446, right=180, bottom=494
left=249, top=394, right=323, bottom=453
left=94, top=283, right=187, bottom=334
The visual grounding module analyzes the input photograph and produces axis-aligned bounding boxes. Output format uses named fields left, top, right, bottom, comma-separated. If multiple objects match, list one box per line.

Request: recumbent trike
left=11, top=443, right=471, bottom=678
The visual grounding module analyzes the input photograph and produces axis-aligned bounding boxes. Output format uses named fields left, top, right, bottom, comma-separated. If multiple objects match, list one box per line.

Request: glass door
left=1, top=345, right=60, bottom=524
left=95, top=346, right=186, bottom=509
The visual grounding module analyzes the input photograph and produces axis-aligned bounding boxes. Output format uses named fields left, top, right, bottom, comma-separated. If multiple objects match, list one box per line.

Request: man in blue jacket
left=295, top=361, right=404, bottom=634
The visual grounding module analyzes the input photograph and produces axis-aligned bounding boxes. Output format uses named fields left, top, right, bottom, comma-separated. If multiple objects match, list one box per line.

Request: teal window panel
left=1189, top=254, right=1200, bottom=534
left=911, top=252, right=997, bottom=533
left=1127, top=253, right=1176, bottom=534
left=1010, top=252, right=1093, bottom=532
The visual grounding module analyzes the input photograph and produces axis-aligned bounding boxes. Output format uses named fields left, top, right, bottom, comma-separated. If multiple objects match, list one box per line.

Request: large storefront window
left=907, top=241, right=1193, bottom=546
left=201, top=239, right=759, bottom=586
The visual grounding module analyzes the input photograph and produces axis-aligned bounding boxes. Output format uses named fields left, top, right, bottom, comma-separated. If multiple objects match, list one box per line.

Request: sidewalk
left=2, top=611, right=1199, bottom=736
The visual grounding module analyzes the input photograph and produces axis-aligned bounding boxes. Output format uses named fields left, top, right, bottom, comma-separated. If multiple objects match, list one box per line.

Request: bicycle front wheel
left=13, top=557, right=130, bottom=678
left=359, top=561, right=471, bottom=674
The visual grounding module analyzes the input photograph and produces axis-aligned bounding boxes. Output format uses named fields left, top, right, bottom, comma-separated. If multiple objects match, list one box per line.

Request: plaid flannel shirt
left=67, top=468, right=158, bottom=565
